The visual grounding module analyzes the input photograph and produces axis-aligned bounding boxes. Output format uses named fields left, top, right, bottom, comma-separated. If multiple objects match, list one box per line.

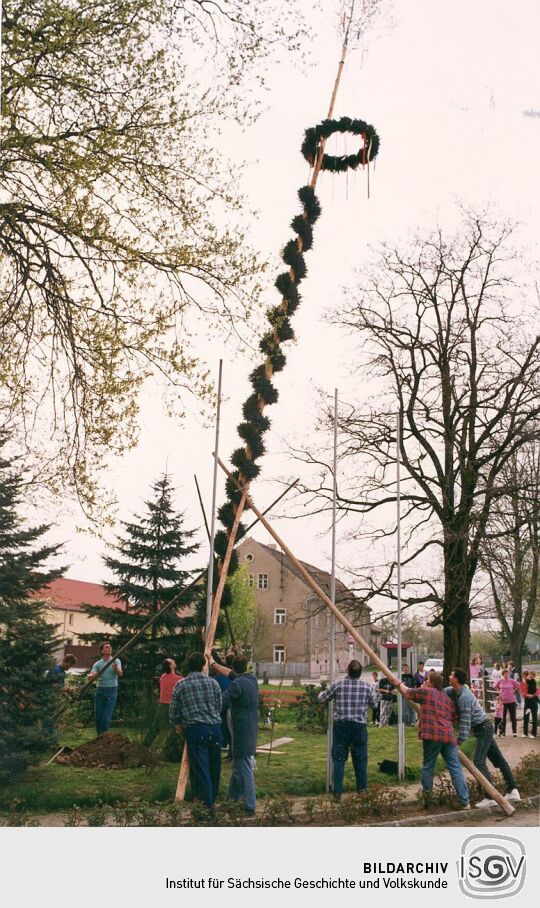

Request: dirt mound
left=56, top=732, right=158, bottom=769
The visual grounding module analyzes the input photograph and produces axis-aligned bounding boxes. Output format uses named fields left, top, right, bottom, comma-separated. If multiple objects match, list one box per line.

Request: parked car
left=424, top=657, right=444, bottom=673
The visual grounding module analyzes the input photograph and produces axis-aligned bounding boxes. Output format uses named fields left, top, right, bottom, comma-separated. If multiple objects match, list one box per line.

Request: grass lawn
left=1, top=719, right=473, bottom=814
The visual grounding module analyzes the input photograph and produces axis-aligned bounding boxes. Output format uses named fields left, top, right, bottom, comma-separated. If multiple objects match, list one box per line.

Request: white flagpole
left=396, top=411, right=405, bottom=779
left=206, top=360, right=223, bottom=634
left=326, top=388, right=338, bottom=793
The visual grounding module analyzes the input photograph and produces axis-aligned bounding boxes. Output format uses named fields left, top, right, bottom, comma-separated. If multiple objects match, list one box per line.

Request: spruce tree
left=0, top=436, right=64, bottom=783
left=82, top=475, right=201, bottom=698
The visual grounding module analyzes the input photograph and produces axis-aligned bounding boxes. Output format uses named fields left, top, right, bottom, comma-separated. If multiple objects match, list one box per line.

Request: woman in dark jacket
left=209, top=653, right=259, bottom=815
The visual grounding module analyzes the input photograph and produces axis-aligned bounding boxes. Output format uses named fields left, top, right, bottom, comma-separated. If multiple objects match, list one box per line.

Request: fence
left=255, top=661, right=310, bottom=680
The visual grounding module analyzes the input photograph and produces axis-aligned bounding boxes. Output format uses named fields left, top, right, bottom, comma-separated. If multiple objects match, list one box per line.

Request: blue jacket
left=223, top=673, right=259, bottom=759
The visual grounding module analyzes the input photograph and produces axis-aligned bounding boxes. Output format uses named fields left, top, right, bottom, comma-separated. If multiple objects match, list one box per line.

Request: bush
left=295, top=684, right=328, bottom=732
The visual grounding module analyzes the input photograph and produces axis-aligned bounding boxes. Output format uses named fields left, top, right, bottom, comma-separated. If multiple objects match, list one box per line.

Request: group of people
left=370, top=661, right=432, bottom=728
left=319, top=660, right=522, bottom=809
left=168, top=651, right=259, bottom=814
left=48, top=642, right=534, bottom=815
left=492, top=669, right=538, bottom=739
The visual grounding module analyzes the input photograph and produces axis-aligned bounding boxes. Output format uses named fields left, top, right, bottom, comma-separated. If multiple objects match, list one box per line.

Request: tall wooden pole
left=216, top=458, right=515, bottom=817
left=175, top=3, right=363, bottom=805
left=206, top=360, right=223, bottom=634
left=326, top=389, right=338, bottom=792
left=396, top=412, right=405, bottom=779
left=198, top=0, right=360, bottom=640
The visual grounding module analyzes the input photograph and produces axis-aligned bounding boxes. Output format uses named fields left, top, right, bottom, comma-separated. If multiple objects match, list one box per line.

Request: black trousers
left=502, top=702, right=517, bottom=735
left=524, top=699, right=538, bottom=737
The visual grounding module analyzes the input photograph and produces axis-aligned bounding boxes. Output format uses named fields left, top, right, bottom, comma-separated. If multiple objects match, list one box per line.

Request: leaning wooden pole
left=174, top=1, right=377, bottom=801
left=217, top=458, right=515, bottom=817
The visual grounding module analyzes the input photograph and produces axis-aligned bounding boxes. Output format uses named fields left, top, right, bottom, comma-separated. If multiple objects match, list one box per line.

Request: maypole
left=175, top=0, right=380, bottom=800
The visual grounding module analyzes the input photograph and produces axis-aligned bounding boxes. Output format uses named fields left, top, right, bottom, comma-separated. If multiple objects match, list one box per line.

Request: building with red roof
left=39, top=577, right=124, bottom=668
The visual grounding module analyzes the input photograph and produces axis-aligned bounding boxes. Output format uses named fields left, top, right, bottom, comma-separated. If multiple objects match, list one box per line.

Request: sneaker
left=529, top=734, right=536, bottom=739
left=512, top=733, right=517, bottom=737
left=459, top=803, right=472, bottom=811
left=521, top=733, right=528, bottom=738
left=475, top=798, right=497, bottom=808
left=507, top=789, right=521, bottom=801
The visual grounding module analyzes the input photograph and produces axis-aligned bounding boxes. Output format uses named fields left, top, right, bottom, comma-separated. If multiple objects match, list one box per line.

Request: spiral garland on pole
left=213, top=116, right=380, bottom=580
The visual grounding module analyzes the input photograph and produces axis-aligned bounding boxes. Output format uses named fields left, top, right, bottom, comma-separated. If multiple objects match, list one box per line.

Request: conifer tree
left=83, top=475, right=201, bottom=694
left=0, top=436, right=64, bottom=783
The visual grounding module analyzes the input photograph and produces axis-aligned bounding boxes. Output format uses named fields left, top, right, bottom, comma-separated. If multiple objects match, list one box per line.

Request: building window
left=245, top=553, right=254, bottom=562
left=273, top=645, right=286, bottom=664
left=257, top=573, right=269, bottom=590
left=68, top=613, right=74, bottom=626
left=274, top=608, right=286, bottom=625
left=247, top=573, right=254, bottom=588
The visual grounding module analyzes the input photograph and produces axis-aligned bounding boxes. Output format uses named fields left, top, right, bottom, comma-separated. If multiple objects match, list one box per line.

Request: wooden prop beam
left=216, top=457, right=515, bottom=817
left=174, top=487, right=247, bottom=801
left=53, top=567, right=207, bottom=721
left=174, top=476, right=302, bottom=801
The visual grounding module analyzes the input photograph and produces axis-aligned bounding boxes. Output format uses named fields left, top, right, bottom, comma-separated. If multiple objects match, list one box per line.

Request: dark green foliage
left=215, top=114, right=379, bottom=603
left=237, top=422, right=266, bottom=458
left=297, top=185, right=322, bottom=223
left=248, top=365, right=279, bottom=405
left=225, top=473, right=245, bottom=504
left=275, top=318, right=295, bottom=344
left=274, top=273, right=300, bottom=308
left=290, top=214, right=313, bottom=251
left=230, top=448, right=261, bottom=480
left=217, top=502, right=238, bottom=529
left=241, top=396, right=270, bottom=433
left=0, top=436, right=65, bottom=783
left=281, top=240, right=307, bottom=282
left=295, top=684, right=329, bottom=732
left=81, top=475, right=200, bottom=704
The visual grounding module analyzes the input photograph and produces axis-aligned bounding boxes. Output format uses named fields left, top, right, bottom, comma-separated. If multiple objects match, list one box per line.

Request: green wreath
left=301, top=116, right=380, bottom=173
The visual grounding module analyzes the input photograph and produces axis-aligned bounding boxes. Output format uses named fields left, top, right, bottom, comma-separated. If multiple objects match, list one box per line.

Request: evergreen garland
left=216, top=116, right=380, bottom=576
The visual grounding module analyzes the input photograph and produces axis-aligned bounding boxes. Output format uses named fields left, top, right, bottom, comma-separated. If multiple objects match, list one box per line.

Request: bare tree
left=292, top=212, right=540, bottom=674
left=481, top=442, right=540, bottom=672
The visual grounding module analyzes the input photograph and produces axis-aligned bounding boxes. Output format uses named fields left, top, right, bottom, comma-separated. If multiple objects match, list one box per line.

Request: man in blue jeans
left=89, top=641, right=123, bottom=736
left=169, top=652, right=222, bottom=809
left=397, top=671, right=470, bottom=810
left=209, top=653, right=259, bottom=816
left=446, top=667, right=520, bottom=808
left=318, top=660, right=379, bottom=800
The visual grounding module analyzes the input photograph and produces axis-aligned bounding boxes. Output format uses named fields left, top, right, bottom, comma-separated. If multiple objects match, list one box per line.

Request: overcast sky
left=42, top=0, right=540, bottom=618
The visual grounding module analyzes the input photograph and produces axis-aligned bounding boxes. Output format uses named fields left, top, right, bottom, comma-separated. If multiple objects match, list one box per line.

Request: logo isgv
left=458, top=835, right=526, bottom=899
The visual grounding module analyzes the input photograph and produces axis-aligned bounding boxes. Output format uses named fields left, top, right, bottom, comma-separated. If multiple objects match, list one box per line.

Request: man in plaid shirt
left=169, top=652, right=222, bottom=808
left=318, top=660, right=379, bottom=799
left=397, top=671, right=470, bottom=810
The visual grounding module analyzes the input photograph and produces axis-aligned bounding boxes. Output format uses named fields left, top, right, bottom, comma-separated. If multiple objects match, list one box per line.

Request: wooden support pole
left=216, top=457, right=515, bottom=817
left=175, top=488, right=249, bottom=801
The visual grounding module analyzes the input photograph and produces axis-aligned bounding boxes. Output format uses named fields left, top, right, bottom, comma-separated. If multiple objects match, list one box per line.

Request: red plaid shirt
left=405, top=686, right=457, bottom=744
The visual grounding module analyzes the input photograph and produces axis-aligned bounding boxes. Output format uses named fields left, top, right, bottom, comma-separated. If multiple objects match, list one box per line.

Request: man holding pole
left=208, top=653, right=259, bottom=815
left=318, top=660, right=379, bottom=800
left=446, top=668, right=521, bottom=808
left=169, top=652, right=222, bottom=809
left=396, top=672, right=471, bottom=810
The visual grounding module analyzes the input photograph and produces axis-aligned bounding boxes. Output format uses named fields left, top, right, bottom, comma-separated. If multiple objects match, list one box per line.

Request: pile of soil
left=56, top=732, right=157, bottom=769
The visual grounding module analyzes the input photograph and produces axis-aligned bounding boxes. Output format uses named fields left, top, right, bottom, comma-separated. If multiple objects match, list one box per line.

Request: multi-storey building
left=238, top=537, right=380, bottom=679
